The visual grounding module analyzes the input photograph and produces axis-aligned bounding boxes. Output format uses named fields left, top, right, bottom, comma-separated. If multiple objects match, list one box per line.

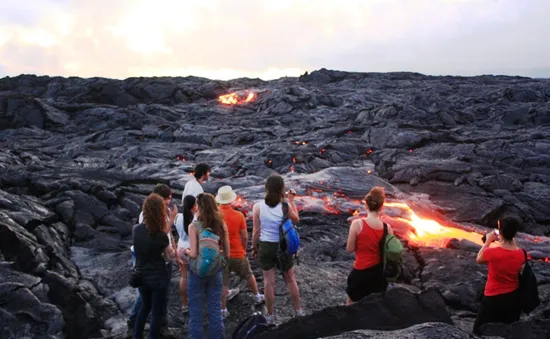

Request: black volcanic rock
left=259, top=287, right=452, bottom=339
left=1, top=70, right=550, bottom=338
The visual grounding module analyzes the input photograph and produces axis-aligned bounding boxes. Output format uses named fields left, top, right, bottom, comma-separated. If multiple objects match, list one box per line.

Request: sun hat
left=215, top=185, right=237, bottom=204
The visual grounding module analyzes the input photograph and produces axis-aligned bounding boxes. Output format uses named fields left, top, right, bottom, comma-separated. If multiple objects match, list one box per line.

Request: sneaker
left=254, top=293, right=265, bottom=305
left=294, top=309, right=305, bottom=317
left=159, top=326, right=175, bottom=339
left=221, top=308, right=230, bottom=319
left=265, top=314, right=276, bottom=327
left=227, top=288, right=239, bottom=301
left=182, top=305, right=189, bottom=314
left=125, top=320, right=134, bottom=339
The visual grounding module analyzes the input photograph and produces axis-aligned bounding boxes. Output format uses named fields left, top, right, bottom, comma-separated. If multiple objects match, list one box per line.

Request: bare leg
left=221, top=285, right=228, bottom=310
left=179, top=264, right=188, bottom=306
left=247, top=275, right=259, bottom=295
left=282, top=268, right=301, bottom=311
left=263, top=269, right=276, bottom=315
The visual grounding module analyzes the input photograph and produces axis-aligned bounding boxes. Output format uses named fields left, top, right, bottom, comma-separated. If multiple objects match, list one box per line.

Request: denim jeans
left=129, top=263, right=172, bottom=326
left=134, top=284, right=169, bottom=339
left=188, top=270, right=225, bottom=339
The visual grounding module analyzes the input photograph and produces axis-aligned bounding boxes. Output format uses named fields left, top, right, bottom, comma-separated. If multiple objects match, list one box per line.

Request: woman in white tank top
left=174, top=195, right=197, bottom=313
left=251, top=174, right=304, bottom=325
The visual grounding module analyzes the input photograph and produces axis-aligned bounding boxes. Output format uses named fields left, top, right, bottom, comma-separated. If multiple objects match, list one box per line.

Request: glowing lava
left=218, top=91, right=256, bottom=105
left=382, top=202, right=484, bottom=247
left=232, top=193, right=485, bottom=248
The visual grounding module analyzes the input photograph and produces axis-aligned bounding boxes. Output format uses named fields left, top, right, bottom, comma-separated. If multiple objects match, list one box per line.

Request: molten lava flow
left=218, top=90, right=256, bottom=105
left=382, top=202, right=484, bottom=247
left=230, top=191, right=549, bottom=261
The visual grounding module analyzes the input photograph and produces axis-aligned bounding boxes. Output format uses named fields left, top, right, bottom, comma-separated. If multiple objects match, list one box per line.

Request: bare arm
left=476, top=231, right=496, bottom=264
left=222, top=223, right=230, bottom=260
left=240, top=229, right=248, bottom=250
left=252, top=203, right=261, bottom=250
left=387, top=223, right=395, bottom=235
left=476, top=243, right=489, bottom=264
left=288, top=201, right=300, bottom=224
left=186, top=223, right=198, bottom=259
left=346, top=220, right=359, bottom=252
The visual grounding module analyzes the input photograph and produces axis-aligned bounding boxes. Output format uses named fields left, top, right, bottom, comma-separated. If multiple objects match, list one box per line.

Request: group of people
left=127, top=163, right=533, bottom=339
left=127, top=164, right=303, bottom=339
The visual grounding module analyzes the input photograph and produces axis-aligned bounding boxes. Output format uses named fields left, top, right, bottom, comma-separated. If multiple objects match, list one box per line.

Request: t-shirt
left=483, top=247, right=525, bottom=296
left=132, top=223, right=169, bottom=285
left=220, top=205, right=247, bottom=258
left=138, top=211, right=173, bottom=244
left=182, top=178, right=203, bottom=200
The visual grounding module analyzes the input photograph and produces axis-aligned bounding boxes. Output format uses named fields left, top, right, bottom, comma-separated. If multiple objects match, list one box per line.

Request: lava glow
left=382, top=202, right=484, bottom=247
left=228, top=190, right=550, bottom=262
left=218, top=91, right=256, bottom=105
left=231, top=192, right=486, bottom=248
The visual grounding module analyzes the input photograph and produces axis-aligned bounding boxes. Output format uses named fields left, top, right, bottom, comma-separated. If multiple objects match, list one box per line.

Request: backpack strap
left=379, top=222, right=388, bottom=267
left=277, top=202, right=291, bottom=281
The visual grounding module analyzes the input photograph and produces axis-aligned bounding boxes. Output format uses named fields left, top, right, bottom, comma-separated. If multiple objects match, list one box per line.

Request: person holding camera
left=251, top=174, right=304, bottom=326
left=473, top=215, right=525, bottom=334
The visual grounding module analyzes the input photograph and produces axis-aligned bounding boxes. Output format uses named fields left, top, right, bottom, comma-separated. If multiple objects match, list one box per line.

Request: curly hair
left=142, top=193, right=167, bottom=234
left=196, top=193, right=224, bottom=238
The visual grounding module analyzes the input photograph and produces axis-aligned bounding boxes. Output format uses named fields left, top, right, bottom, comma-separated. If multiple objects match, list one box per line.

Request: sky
left=0, top=0, right=549, bottom=80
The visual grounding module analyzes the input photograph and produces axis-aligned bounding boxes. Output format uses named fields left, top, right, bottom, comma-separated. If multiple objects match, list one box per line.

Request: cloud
left=0, top=0, right=549, bottom=80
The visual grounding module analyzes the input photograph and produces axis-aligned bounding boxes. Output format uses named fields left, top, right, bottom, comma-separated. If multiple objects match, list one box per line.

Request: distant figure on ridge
left=216, top=185, right=265, bottom=319
left=345, top=187, right=393, bottom=304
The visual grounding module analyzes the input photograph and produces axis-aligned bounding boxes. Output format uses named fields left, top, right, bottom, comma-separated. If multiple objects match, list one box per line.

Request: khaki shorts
left=258, top=241, right=294, bottom=272
left=223, top=257, right=253, bottom=286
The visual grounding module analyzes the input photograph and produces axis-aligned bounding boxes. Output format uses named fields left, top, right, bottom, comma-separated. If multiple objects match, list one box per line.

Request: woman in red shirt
left=474, top=215, right=525, bottom=334
left=345, top=187, right=394, bottom=304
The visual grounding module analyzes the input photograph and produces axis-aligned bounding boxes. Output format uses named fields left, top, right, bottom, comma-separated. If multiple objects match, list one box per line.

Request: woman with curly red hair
left=133, top=193, right=176, bottom=339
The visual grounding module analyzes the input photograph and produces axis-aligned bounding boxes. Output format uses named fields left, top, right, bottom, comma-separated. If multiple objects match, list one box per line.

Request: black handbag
left=128, top=269, right=142, bottom=288
left=518, top=249, right=540, bottom=314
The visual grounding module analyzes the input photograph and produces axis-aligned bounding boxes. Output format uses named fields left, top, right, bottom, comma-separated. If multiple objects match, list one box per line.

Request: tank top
left=174, top=213, right=190, bottom=250
left=258, top=201, right=283, bottom=242
left=354, top=219, right=385, bottom=270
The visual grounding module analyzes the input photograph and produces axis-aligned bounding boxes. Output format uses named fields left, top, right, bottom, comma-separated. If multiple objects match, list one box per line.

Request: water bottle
left=130, top=245, right=136, bottom=268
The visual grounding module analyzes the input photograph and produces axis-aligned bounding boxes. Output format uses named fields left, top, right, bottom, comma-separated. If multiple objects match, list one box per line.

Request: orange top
left=483, top=247, right=525, bottom=296
left=220, top=205, right=247, bottom=259
left=354, top=219, right=385, bottom=270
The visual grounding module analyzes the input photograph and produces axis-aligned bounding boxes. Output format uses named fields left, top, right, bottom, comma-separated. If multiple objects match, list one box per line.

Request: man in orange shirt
left=216, top=185, right=264, bottom=319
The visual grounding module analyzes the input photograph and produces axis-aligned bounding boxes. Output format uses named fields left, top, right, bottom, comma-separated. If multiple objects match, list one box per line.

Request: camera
left=481, top=229, right=499, bottom=243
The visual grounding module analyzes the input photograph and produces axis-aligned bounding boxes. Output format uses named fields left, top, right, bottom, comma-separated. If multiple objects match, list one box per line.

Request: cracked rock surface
left=1, top=69, right=549, bottom=338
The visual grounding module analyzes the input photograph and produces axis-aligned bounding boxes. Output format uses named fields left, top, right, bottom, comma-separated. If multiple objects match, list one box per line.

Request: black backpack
left=518, top=249, right=540, bottom=314
left=232, top=312, right=269, bottom=339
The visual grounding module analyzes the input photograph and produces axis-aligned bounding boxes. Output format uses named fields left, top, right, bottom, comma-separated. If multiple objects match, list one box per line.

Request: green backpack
left=379, top=223, right=404, bottom=282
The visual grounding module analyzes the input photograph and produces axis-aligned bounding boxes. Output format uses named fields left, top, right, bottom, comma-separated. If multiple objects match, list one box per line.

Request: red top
left=354, top=219, right=385, bottom=270
left=220, top=205, right=247, bottom=259
left=483, top=247, right=525, bottom=296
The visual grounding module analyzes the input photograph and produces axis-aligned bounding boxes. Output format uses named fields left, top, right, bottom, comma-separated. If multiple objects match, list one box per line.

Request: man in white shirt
left=181, top=163, right=210, bottom=200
